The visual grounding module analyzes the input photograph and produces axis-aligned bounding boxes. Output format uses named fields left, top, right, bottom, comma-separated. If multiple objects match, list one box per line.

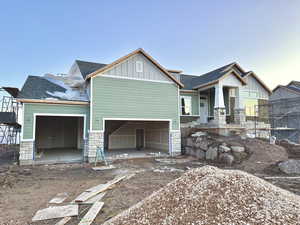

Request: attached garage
left=104, top=120, right=170, bottom=157
left=34, top=115, right=85, bottom=163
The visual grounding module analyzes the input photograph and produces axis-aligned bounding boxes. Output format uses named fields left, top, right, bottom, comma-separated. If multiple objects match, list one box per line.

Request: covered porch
left=197, top=83, right=246, bottom=127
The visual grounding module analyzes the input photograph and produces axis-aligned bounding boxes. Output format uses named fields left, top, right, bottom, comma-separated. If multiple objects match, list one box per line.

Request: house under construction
left=269, top=81, right=300, bottom=143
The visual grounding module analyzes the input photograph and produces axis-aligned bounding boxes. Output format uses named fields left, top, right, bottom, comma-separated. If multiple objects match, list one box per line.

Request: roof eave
left=17, top=98, right=90, bottom=105
left=85, top=48, right=184, bottom=88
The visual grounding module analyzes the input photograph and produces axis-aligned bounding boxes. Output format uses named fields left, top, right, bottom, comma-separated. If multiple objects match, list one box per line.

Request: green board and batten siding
left=22, top=103, right=89, bottom=140
left=91, top=76, right=180, bottom=131
left=180, top=92, right=199, bottom=115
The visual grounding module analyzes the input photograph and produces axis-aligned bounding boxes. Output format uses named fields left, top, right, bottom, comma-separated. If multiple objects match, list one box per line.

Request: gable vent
left=136, top=61, right=143, bottom=73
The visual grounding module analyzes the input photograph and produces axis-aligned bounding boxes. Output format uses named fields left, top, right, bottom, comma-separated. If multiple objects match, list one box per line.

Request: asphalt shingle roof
left=76, top=60, right=107, bottom=79
left=180, top=63, right=236, bottom=90
left=18, top=76, right=66, bottom=100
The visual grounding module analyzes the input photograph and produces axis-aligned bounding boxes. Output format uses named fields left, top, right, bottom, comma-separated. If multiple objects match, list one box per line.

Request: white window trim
left=136, top=61, right=143, bottom=73
left=180, top=96, right=192, bottom=116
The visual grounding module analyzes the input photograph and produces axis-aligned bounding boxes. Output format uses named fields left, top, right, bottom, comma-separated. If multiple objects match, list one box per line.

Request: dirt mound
left=104, top=166, right=300, bottom=225
left=239, top=138, right=288, bottom=173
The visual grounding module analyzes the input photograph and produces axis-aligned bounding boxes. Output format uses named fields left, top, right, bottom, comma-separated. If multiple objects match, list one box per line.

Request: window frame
left=181, top=96, right=192, bottom=116
left=135, top=61, right=143, bottom=73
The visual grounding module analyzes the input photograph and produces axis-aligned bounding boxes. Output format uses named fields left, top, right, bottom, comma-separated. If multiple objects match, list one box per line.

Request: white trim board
left=22, top=113, right=87, bottom=142
left=101, top=74, right=174, bottom=84
left=100, top=118, right=176, bottom=132
left=90, top=77, right=94, bottom=131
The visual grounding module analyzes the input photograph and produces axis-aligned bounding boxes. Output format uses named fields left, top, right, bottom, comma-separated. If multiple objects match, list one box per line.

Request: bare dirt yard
left=0, top=139, right=300, bottom=225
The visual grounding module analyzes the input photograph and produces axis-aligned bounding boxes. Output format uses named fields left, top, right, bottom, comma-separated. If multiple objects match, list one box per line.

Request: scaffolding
left=256, top=97, right=300, bottom=143
left=0, top=88, right=21, bottom=153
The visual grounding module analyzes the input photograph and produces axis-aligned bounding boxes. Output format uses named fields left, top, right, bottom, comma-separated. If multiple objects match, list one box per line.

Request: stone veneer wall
left=234, top=109, right=246, bottom=124
left=213, top=108, right=226, bottom=125
left=19, top=141, right=34, bottom=165
left=87, top=131, right=104, bottom=163
left=170, top=131, right=181, bottom=155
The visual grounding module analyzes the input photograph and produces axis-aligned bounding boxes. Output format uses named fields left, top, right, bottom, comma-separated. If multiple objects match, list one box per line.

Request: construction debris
left=49, top=192, right=68, bottom=204
left=32, top=205, right=78, bottom=222
left=75, top=175, right=127, bottom=203
left=153, top=166, right=184, bottom=173
left=78, top=201, right=104, bottom=225
left=103, top=166, right=300, bottom=225
left=81, top=192, right=106, bottom=205
left=54, top=216, right=72, bottom=225
left=92, top=165, right=116, bottom=171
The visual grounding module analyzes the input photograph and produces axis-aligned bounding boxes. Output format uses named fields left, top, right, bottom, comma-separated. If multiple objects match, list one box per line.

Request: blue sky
left=1, top=0, right=300, bottom=90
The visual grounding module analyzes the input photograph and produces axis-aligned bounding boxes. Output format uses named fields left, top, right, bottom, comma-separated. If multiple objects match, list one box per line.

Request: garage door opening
left=34, top=115, right=84, bottom=164
left=104, top=120, right=170, bottom=158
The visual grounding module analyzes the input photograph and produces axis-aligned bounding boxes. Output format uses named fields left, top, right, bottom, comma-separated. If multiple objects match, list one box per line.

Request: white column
left=214, top=83, right=225, bottom=108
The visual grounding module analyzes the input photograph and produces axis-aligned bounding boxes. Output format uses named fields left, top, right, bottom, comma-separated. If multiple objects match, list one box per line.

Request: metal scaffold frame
left=0, top=88, right=21, bottom=153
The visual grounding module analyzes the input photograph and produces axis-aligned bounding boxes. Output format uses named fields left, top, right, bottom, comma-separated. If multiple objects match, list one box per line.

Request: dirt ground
left=0, top=139, right=300, bottom=225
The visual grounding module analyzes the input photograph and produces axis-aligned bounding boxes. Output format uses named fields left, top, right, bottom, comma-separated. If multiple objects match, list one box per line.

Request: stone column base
left=234, top=108, right=246, bottom=125
left=170, top=131, right=181, bottom=156
left=19, top=141, right=34, bottom=165
left=213, top=108, right=226, bottom=126
left=88, top=131, right=104, bottom=163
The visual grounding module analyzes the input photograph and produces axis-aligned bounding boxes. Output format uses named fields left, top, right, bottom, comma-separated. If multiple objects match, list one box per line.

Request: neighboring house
left=11, top=48, right=271, bottom=165
left=270, top=81, right=300, bottom=143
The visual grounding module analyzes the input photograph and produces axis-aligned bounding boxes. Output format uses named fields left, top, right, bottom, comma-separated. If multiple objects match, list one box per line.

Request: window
left=245, top=99, right=258, bottom=116
left=136, top=61, right=143, bottom=73
left=181, top=96, right=192, bottom=115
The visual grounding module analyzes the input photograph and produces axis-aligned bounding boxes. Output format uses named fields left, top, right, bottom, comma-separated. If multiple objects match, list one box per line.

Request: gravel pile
left=104, top=166, right=300, bottom=225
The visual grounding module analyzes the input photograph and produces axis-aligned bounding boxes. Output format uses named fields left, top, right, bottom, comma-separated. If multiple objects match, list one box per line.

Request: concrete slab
left=106, top=148, right=168, bottom=160
left=35, top=148, right=83, bottom=165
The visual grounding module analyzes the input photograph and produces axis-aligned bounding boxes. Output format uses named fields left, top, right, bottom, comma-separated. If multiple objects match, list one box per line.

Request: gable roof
left=243, top=71, right=272, bottom=94
left=180, top=62, right=246, bottom=90
left=75, top=60, right=107, bottom=79
left=85, top=48, right=184, bottom=88
left=273, top=84, right=300, bottom=95
left=273, top=80, right=300, bottom=95
left=287, top=80, right=300, bottom=87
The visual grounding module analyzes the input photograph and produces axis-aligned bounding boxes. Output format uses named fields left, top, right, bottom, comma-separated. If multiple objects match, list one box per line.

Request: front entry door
left=136, top=129, right=144, bottom=150
left=200, top=97, right=208, bottom=123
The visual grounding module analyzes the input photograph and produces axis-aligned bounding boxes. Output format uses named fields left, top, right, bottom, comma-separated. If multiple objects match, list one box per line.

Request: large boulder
left=231, top=146, right=245, bottom=153
left=186, top=137, right=194, bottom=147
left=219, top=153, right=234, bottom=166
left=219, top=145, right=231, bottom=153
left=279, top=159, right=300, bottom=174
left=195, top=149, right=206, bottom=159
left=206, top=146, right=218, bottom=160
left=191, top=131, right=207, bottom=137
left=195, top=136, right=211, bottom=151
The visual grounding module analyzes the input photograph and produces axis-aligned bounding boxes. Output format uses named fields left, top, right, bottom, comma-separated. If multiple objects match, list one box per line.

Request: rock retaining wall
left=184, top=132, right=249, bottom=165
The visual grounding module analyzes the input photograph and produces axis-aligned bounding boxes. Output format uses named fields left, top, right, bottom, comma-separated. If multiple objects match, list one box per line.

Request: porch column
left=234, top=87, right=246, bottom=124
left=213, top=83, right=226, bottom=125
